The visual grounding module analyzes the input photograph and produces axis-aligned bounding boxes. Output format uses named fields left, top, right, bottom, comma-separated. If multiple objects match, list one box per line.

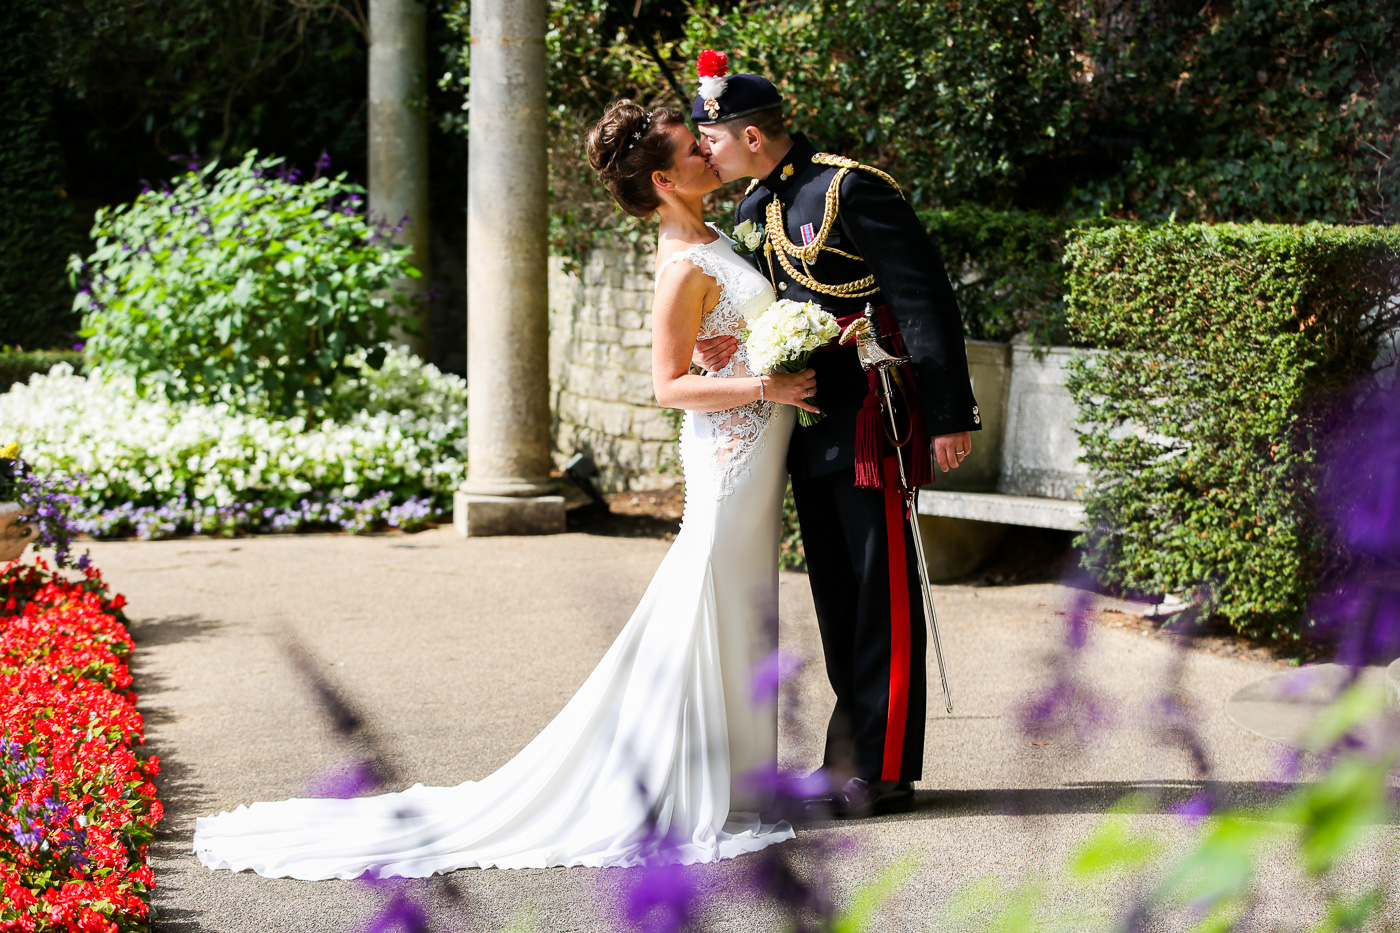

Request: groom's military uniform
left=693, top=72, right=980, bottom=790
left=735, top=133, right=981, bottom=786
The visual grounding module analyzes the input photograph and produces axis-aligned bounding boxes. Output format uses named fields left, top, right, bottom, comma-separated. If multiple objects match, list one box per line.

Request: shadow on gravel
left=151, top=903, right=203, bottom=933
left=126, top=615, right=221, bottom=850
left=563, top=483, right=685, bottom=541
left=128, top=613, right=225, bottom=649
left=566, top=506, right=682, bottom=540
left=868, top=779, right=1400, bottom=823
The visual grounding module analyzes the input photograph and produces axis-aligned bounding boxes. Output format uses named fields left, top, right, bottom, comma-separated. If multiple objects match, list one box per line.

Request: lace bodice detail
left=656, top=229, right=780, bottom=497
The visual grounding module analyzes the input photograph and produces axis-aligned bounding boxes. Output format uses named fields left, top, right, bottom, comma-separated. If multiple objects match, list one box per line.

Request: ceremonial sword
left=839, top=305, right=954, bottom=714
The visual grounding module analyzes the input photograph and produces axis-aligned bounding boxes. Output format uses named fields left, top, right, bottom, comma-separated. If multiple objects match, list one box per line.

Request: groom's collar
left=757, top=133, right=817, bottom=200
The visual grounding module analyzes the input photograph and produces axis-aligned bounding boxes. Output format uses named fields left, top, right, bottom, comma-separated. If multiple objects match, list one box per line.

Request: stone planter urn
left=0, top=502, right=36, bottom=563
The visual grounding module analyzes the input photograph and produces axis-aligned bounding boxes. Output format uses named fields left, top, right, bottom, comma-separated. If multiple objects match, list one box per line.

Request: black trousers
left=791, top=462, right=928, bottom=784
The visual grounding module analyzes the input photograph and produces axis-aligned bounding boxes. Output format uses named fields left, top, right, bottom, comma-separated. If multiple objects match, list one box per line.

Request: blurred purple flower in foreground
left=1167, top=791, right=1215, bottom=826
left=1313, top=378, right=1400, bottom=673
left=310, top=757, right=381, bottom=799
left=750, top=648, right=803, bottom=704
left=364, top=890, right=428, bottom=933
left=739, top=765, right=829, bottom=803
left=1018, top=585, right=1114, bottom=745
left=623, top=852, right=702, bottom=933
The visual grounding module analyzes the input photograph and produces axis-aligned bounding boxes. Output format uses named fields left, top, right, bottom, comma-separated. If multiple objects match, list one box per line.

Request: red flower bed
left=0, top=559, right=159, bottom=933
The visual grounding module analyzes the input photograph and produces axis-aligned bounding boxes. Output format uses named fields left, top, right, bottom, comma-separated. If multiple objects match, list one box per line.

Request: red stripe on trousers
left=881, top=455, right=912, bottom=782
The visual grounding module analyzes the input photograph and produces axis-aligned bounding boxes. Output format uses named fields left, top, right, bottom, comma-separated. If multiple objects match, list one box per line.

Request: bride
left=192, top=100, right=819, bottom=879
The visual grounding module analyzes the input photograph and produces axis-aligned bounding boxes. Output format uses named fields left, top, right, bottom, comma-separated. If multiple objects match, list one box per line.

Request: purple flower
left=309, top=758, right=382, bottom=799
left=750, top=649, right=803, bottom=704
left=1018, top=673, right=1113, bottom=744
left=737, top=763, right=829, bottom=816
left=1018, top=577, right=1117, bottom=745
left=623, top=857, right=701, bottom=933
left=363, top=891, right=428, bottom=933
left=1167, top=792, right=1215, bottom=825
left=743, top=844, right=836, bottom=927
left=1062, top=584, right=1095, bottom=652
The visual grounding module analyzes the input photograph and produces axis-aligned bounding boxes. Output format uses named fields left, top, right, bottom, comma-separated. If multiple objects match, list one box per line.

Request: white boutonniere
left=730, top=219, right=766, bottom=254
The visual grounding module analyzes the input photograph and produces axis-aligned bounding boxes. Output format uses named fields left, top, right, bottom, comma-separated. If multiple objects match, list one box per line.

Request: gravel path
left=79, top=527, right=1385, bottom=932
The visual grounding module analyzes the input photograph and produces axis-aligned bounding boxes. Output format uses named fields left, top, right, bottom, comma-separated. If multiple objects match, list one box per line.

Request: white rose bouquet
left=744, top=299, right=841, bottom=426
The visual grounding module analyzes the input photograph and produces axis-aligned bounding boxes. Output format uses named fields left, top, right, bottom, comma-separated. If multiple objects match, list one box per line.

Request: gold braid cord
left=762, top=154, right=905, bottom=299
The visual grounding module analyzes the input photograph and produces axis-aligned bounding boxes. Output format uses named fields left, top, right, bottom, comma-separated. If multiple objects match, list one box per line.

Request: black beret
left=691, top=73, right=783, bottom=125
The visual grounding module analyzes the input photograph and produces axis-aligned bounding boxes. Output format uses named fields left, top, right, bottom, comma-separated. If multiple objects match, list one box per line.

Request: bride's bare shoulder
left=654, top=242, right=717, bottom=289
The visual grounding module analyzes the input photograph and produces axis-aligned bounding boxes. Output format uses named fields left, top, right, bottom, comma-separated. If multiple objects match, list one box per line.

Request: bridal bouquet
left=745, top=299, right=840, bottom=426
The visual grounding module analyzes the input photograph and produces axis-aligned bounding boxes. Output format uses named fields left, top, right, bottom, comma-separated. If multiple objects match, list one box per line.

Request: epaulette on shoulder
left=742, top=178, right=761, bottom=197
left=812, top=152, right=859, bottom=169
left=815, top=153, right=904, bottom=200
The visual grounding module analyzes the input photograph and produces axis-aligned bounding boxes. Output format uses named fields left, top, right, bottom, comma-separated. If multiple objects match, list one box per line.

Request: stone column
left=369, top=0, right=430, bottom=358
left=454, top=0, right=564, bottom=536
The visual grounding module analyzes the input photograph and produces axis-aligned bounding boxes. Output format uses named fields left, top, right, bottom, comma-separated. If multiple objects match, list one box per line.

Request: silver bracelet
left=758, top=377, right=765, bottom=402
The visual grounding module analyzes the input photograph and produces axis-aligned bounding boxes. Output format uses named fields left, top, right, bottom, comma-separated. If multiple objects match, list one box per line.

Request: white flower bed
left=0, top=346, right=468, bottom=510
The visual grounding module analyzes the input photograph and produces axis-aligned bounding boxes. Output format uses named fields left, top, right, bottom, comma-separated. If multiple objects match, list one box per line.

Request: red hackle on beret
left=697, top=49, right=729, bottom=78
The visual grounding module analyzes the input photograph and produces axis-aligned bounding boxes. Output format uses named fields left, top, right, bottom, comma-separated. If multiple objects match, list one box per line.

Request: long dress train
left=192, top=228, right=796, bottom=879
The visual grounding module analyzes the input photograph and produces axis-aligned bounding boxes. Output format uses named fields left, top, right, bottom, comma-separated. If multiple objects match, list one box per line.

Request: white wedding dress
left=193, top=228, right=798, bottom=879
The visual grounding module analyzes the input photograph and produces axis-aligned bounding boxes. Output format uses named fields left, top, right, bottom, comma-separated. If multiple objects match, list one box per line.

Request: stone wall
left=548, top=244, right=680, bottom=492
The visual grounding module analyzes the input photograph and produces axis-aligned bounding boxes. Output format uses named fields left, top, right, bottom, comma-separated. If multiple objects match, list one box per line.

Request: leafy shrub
left=73, top=152, right=418, bottom=416
left=0, top=346, right=466, bottom=514
left=0, top=349, right=83, bottom=394
left=1065, top=222, right=1400, bottom=639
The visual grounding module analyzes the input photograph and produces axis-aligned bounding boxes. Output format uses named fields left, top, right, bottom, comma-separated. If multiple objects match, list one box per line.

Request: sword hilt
left=841, top=304, right=910, bottom=373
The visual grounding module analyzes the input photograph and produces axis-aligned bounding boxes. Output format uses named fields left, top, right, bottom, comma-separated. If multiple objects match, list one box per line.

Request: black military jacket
left=735, top=133, right=981, bottom=480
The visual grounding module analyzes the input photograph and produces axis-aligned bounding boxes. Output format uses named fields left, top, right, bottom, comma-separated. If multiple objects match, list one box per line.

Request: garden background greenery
left=4, top=3, right=1400, bottom=931
left=1, top=0, right=1397, bottom=629
left=5, top=0, right=1396, bottom=352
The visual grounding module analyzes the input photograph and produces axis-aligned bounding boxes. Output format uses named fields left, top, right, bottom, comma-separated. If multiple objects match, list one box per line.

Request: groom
left=690, top=57, right=980, bottom=818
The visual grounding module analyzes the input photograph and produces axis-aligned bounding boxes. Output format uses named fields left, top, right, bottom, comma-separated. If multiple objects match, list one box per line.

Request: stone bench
left=915, top=340, right=1093, bottom=580
left=918, top=490, right=1085, bottom=531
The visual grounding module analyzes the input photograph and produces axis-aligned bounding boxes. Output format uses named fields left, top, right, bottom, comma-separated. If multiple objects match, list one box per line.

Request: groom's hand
left=932, top=432, right=972, bottom=473
left=692, top=336, right=738, bottom=373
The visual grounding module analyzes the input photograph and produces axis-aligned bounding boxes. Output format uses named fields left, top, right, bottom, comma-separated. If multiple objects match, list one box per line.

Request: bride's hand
left=761, top=370, right=820, bottom=413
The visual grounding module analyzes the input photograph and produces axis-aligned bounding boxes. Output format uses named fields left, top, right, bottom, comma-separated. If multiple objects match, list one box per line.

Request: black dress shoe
left=801, top=778, right=915, bottom=820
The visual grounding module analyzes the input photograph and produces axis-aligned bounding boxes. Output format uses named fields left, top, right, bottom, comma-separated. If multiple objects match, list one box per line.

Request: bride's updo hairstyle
left=586, top=99, right=686, bottom=218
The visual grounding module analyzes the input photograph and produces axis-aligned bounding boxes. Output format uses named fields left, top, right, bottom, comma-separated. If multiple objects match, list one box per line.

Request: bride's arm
left=651, top=260, right=816, bottom=413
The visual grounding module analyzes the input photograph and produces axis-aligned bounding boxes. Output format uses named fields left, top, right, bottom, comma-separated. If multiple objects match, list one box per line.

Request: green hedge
left=1065, top=223, right=1400, bottom=640
left=0, top=349, right=83, bottom=393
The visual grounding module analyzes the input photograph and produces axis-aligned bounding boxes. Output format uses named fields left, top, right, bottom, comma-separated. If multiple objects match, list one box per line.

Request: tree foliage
left=45, top=0, right=369, bottom=173
left=436, top=0, right=1398, bottom=341
left=683, top=0, right=1398, bottom=224
left=438, top=0, right=693, bottom=266
left=0, top=0, right=78, bottom=349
